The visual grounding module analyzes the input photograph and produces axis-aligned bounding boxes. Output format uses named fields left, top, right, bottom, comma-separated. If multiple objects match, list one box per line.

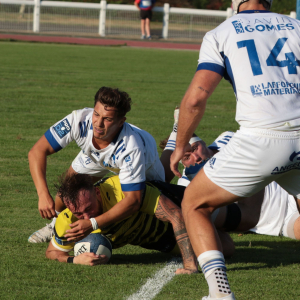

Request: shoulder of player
left=45, top=108, right=93, bottom=152
left=205, top=16, right=235, bottom=37
left=67, top=108, right=93, bottom=140
left=52, top=108, right=93, bottom=134
left=95, top=176, right=122, bottom=210
left=118, top=123, right=149, bottom=147
left=71, top=107, right=93, bottom=122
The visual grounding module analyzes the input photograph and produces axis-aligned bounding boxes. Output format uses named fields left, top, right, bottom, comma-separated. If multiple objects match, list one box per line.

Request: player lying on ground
left=177, top=133, right=300, bottom=239
left=46, top=173, right=234, bottom=272
left=28, top=87, right=165, bottom=243
left=161, top=109, right=300, bottom=240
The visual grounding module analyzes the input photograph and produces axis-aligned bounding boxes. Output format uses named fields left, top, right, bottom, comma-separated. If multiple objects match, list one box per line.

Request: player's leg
left=182, top=129, right=279, bottom=299
left=279, top=191, right=300, bottom=239
left=203, top=189, right=264, bottom=234
left=140, top=19, right=146, bottom=38
left=275, top=170, right=300, bottom=240
left=292, top=215, right=300, bottom=240
left=216, top=230, right=235, bottom=258
left=160, top=106, right=179, bottom=183
left=160, top=150, right=175, bottom=183
left=145, top=17, right=151, bottom=38
left=281, top=211, right=300, bottom=239
left=182, top=170, right=239, bottom=299
left=232, top=188, right=265, bottom=232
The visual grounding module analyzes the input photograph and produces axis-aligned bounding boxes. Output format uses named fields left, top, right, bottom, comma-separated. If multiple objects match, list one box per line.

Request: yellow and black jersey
left=51, top=176, right=178, bottom=254
left=96, top=175, right=161, bottom=216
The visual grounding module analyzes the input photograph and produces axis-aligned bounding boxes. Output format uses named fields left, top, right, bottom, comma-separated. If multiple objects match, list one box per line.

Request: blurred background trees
left=53, top=0, right=297, bottom=15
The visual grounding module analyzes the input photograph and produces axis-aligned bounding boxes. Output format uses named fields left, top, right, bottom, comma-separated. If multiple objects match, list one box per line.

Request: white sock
left=49, top=211, right=60, bottom=228
left=198, top=250, right=232, bottom=298
left=164, top=131, right=177, bottom=151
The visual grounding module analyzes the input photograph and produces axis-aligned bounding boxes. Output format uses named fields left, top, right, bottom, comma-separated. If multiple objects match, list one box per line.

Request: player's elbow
left=131, top=199, right=142, bottom=213
left=123, top=191, right=144, bottom=213
left=45, top=248, right=53, bottom=260
left=28, top=142, right=44, bottom=162
left=182, top=97, right=206, bottom=117
left=28, top=146, right=37, bottom=162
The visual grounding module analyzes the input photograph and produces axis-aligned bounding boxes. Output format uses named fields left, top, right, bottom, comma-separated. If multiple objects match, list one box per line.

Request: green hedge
left=45, top=0, right=297, bottom=14
left=193, top=0, right=297, bottom=14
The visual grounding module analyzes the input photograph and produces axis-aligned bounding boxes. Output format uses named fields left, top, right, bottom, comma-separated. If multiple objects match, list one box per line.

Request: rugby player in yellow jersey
left=46, top=173, right=234, bottom=273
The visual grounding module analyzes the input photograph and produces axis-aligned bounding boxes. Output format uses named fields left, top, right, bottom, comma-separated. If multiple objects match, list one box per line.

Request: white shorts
left=249, top=182, right=299, bottom=237
left=177, top=176, right=190, bottom=187
left=204, top=127, right=300, bottom=198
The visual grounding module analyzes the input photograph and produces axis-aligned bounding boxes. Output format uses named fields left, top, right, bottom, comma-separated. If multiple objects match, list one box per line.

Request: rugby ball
left=74, top=233, right=112, bottom=260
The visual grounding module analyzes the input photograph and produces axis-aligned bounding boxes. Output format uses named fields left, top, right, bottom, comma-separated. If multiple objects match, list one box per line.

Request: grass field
left=1, top=41, right=300, bottom=300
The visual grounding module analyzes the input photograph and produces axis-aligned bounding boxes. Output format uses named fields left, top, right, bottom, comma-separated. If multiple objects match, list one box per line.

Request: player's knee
left=181, top=195, right=214, bottom=218
left=293, top=217, right=300, bottom=240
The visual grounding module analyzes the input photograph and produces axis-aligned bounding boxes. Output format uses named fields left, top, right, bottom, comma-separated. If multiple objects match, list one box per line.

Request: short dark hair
left=94, top=87, right=132, bottom=118
left=159, top=137, right=169, bottom=150
left=259, top=0, right=271, bottom=9
left=55, top=173, right=95, bottom=211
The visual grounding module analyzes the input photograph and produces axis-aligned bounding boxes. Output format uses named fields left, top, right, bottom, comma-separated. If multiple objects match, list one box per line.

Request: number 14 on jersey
left=237, top=38, right=300, bottom=76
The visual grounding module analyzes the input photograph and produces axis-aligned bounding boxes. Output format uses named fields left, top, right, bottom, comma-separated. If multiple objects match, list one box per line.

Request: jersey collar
left=238, top=10, right=272, bottom=14
left=111, top=124, right=124, bottom=144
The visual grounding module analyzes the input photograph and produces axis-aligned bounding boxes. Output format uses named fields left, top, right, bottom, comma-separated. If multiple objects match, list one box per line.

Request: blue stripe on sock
left=201, top=259, right=226, bottom=275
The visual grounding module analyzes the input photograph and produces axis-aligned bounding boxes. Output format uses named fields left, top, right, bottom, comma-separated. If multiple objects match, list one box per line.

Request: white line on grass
left=126, top=257, right=183, bottom=300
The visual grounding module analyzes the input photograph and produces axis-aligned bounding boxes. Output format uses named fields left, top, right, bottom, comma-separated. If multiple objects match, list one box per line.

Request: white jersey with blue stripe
left=44, top=108, right=164, bottom=191
left=198, top=10, right=300, bottom=131
left=185, top=131, right=234, bottom=181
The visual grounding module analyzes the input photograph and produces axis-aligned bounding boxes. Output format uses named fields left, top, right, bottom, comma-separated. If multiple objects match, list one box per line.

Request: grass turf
left=1, top=41, right=299, bottom=300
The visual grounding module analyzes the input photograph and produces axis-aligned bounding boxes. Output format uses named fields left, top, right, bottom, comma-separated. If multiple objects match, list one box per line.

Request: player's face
left=70, top=188, right=101, bottom=220
left=181, top=141, right=212, bottom=168
left=92, top=102, right=126, bottom=144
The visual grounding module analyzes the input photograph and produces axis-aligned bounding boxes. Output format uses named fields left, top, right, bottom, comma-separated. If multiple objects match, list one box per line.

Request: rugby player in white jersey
left=28, top=87, right=165, bottom=243
left=170, top=1, right=300, bottom=299
left=163, top=127, right=300, bottom=241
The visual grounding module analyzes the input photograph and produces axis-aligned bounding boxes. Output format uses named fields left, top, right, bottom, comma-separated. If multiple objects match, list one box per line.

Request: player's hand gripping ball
left=74, top=233, right=112, bottom=260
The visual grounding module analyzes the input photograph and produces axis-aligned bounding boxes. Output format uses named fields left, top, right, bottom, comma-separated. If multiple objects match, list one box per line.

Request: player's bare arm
left=170, top=70, right=222, bottom=177
left=65, top=189, right=143, bottom=241
left=45, top=241, right=108, bottom=266
left=197, top=86, right=209, bottom=94
left=28, top=135, right=57, bottom=220
left=154, top=194, right=198, bottom=274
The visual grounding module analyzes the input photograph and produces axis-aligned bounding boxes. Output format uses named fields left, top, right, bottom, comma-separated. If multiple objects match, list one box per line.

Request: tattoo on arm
left=155, top=195, right=197, bottom=270
left=174, top=228, right=197, bottom=270
left=198, top=86, right=209, bottom=94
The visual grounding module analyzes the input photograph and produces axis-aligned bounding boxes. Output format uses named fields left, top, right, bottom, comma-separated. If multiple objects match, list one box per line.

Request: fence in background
left=0, top=0, right=297, bottom=42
